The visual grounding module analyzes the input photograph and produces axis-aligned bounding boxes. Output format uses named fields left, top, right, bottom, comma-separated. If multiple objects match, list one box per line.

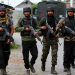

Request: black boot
left=3, top=68, right=7, bottom=75
left=0, top=69, right=4, bottom=75
left=51, top=65, right=57, bottom=74
left=41, top=62, right=45, bottom=71
left=29, top=63, right=35, bottom=73
left=25, top=70, right=30, bottom=75
left=71, top=63, right=75, bottom=68
left=64, top=67, right=67, bottom=72
left=66, top=68, right=71, bottom=75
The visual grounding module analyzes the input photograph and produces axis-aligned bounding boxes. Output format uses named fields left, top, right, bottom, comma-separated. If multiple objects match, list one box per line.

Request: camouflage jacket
left=56, top=17, right=75, bottom=41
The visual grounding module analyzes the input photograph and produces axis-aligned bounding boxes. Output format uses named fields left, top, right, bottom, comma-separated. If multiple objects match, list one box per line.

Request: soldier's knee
left=32, top=54, right=38, bottom=59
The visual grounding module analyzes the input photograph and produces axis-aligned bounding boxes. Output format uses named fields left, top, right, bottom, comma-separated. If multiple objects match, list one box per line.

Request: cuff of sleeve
left=22, top=27, right=25, bottom=31
left=36, top=27, right=41, bottom=33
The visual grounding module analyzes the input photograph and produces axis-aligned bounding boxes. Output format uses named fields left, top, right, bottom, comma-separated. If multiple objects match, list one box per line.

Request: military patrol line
left=0, top=4, right=75, bottom=75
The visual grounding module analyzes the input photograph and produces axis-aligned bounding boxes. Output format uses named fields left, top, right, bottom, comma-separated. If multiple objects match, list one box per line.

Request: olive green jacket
left=15, top=17, right=41, bottom=41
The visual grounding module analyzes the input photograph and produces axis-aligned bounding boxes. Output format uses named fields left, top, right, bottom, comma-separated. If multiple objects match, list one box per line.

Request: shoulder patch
left=61, top=17, right=65, bottom=22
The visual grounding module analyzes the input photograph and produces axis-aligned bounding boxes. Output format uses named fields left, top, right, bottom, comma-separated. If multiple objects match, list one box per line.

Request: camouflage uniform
left=40, top=17, right=58, bottom=66
left=41, top=36, right=58, bottom=65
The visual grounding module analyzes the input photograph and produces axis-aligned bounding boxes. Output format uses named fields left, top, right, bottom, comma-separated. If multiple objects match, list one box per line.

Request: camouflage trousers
left=41, top=36, right=58, bottom=65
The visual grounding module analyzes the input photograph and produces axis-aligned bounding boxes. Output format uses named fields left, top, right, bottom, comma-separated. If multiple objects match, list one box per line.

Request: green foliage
left=1, top=0, right=4, bottom=3
left=31, top=3, right=37, bottom=15
left=65, top=0, right=70, bottom=2
left=42, top=0, right=47, bottom=1
left=10, top=42, right=20, bottom=50
left=16, top=10, right=24, bottom=19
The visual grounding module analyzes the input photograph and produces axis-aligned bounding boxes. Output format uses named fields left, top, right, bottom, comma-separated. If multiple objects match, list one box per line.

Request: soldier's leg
left=64, top=41, right=72, bottom=75
left=0, top=41, right=5, bottom=75
left=22, top=41, right=30, bottom=75
left=51, top=39, right=58, bottom=74
left=41, top=37, right=50, bottom=71
left=63, top=41, right=67, bottom=72
left=22, top=41, right=30, bottom=69
left=72, top=42, right=75, bottom=68
left=4, top=43, right=10, bottom=67
left=29, top=41, right=38, bottom=73
left=70, top=51, right=75, bottom=68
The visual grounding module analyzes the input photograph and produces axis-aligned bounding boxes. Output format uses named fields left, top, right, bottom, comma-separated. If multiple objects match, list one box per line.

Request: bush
left=10, top=42, right=20, bottom=50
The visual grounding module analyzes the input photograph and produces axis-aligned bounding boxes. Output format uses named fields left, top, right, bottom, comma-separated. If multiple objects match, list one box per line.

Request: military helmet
left=46, top=7, right=54, bottom=12
left=0, top=6, right=6, bottom=12
left=23, top=7, right=31, bottom=13
left=67, top=7, right=75, bottom=12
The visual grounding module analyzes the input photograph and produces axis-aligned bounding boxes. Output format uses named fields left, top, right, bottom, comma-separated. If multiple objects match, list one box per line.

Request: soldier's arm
left=15, top=18, right=25, bottom=32
left=56, top=18, right=65, bottom=31
left=9, top=18, right=14, bottom=36
left=10, top=25, right=14, bottom=36
left=39, top=17, right=45, bottom=26
left=34, top=19, right=41, bottom=33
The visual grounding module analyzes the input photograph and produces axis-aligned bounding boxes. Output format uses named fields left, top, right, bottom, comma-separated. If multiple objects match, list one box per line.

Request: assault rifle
left=57, top=25, right=75, bottom=41
left=64, top=26, right=75, bottom=41
left=64, top=26, right=75, bottom=35
left=46, top=24, right=62, bottom=46
left=27, top=25, right=43, bottom=45
left=46, top=24, right=56, bottom=38
left=0, top=22, right=17, bottom=48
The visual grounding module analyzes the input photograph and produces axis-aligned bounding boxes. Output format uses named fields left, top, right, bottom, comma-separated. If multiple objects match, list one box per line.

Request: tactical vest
left=21, top=18, right=36, bottom=36
left=41, top=17, right=57, bottom=37
left=0, top=15, right=10, bottom=37
left=65, top=17, right=75, bottom=36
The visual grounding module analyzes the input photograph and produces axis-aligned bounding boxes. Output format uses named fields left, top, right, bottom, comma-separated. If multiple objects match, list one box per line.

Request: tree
left=1, top=0, right=4, bottom=3
left=42, top=0, right=47, bottom=1
left=31, top=3, right=37, bottom=15
left=57, top=0, right=62, bottom=1
left=65, top=0, right=70, bottom=2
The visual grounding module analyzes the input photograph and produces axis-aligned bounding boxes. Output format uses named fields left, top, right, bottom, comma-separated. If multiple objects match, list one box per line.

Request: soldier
left=56, top=7, right=75, bottom=75
left=0, top=6, right=14, bottom=75
left=15, top=7, right=40, bottom=75
left=40, top=7, right=59, bottom=74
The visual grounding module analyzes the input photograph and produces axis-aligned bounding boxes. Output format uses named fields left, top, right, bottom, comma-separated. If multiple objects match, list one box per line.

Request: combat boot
left=66, top=68, right=71, bottom=75
left=0, top=69, right=4, bottom=75
left=51, top=66, right=57, bottom=74
left=3, top=68, right=7, bottom=75
left=71, top=64, right=75, bottom=68
left=64, top=67, right=67, bottom=72
left=29, top=63, right=35, bottom=73
left=25, top=70, right=30, bottom=75
left=41, top=62, right=45, bottom=71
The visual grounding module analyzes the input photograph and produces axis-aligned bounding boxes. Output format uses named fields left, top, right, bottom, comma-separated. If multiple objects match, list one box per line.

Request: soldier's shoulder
left=18, top=17, right=25, bottom=22
left=61, top=17, right=65, bottom=22
left=31, top=17, right=36, bottom=21
left=41, top=17, right=46, bottom=22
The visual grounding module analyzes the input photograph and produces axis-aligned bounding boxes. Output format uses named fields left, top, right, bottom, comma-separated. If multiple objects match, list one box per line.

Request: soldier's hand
left=56, top=33, right=59, bottom=38
left=41, top=26, right=47, bottom=30
left=6, top=39, right=10, bottom=44
left=66, top=31, right=69, bottom=33
left=33, top=32, right=38, bottom=36
left=0, top=27, right=3, bottom=31
left=59, top=28, right=61, bottom=31
left=25, top=27, right=30, bottom=31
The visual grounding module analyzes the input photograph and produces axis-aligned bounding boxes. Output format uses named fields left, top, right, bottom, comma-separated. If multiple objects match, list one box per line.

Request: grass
left=10, top=42, right=20, bottom=50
